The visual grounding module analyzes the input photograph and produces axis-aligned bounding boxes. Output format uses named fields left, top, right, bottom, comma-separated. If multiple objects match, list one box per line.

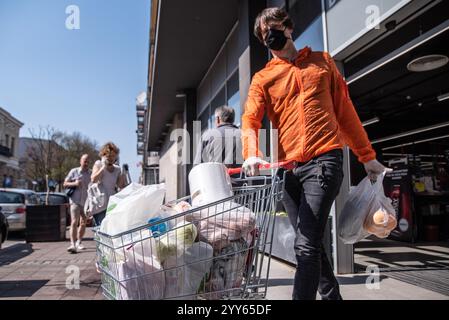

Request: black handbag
left=65, top=187, right=76, bottom=197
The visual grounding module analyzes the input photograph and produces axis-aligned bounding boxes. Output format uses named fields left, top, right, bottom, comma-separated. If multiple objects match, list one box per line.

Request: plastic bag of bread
left=363, top=201, right=397, bottom=238
left=339, top=169, right=396, bottom=244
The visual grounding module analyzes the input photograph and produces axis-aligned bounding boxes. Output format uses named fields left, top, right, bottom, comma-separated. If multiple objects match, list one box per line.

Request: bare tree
left=20, top=127, right=98, bottom=191
left=23, top=126, right=63, bottom=191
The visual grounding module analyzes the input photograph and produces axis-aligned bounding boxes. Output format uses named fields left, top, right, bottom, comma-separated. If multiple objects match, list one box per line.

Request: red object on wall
left=425, top=225, right=439, bottom=242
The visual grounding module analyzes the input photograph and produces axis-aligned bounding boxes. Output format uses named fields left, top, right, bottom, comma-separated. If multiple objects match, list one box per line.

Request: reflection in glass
left=227, top=71, right=241, bottom=127
left=210, top=87, right=226, bottom=129
left=294, top=16, right=324, bottom=52
left=199, top=106, right=210, bottom=133
left=228, top=91, right=241, bottom=127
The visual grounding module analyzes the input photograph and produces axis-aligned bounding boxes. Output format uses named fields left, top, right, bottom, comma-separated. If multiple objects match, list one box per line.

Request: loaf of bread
left=364, top=209, right=397, bottom=236
left=372, top=210, right=387, bottom=225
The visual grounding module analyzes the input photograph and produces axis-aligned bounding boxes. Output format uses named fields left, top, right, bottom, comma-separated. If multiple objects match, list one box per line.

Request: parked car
left=0, top=188, right=40, bottom=232
left=0, top=207, right=9, bottom=249
left=37, top=192, right=70, bottom=226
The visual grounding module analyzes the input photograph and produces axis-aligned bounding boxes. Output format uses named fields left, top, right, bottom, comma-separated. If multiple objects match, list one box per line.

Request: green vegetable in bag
left=155, top=222, right=197, bottom=262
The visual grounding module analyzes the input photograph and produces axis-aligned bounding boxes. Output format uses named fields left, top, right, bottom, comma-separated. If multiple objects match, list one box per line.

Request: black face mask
left=264, top=27, right=288, bottom=51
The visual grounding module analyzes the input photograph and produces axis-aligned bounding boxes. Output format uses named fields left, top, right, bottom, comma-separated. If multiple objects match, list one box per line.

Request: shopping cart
left=94, top=162, right=291, bottom=300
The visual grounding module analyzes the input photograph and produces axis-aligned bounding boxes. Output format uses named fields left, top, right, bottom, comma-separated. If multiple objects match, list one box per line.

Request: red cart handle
left=227, top=161, right=296, bottom=175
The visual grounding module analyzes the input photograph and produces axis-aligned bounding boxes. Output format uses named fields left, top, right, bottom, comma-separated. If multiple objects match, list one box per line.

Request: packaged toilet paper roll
left=189, top=163, right=233, bottom=206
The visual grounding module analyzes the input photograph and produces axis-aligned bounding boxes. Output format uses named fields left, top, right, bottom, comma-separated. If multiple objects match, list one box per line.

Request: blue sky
left=0, top=0, right=151, bottom=182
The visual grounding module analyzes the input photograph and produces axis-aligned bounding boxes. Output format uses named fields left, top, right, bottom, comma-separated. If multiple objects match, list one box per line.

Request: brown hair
left=254, top=7, right=294, bottom=43
left=99, top=142, right=120, bottom=157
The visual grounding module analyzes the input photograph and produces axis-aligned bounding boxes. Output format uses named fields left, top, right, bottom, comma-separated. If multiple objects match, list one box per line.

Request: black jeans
left=281, top=149, right=344, bottom=300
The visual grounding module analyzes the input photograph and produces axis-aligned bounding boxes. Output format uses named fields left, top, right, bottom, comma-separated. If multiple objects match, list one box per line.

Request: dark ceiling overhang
left=147, top=0, right=238, bottom=150
left=347, top=19, right=449, bottom=156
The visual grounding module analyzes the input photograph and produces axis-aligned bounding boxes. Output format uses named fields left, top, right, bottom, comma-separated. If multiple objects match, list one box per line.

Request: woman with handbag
left=88, top=142, right=127, bottom=226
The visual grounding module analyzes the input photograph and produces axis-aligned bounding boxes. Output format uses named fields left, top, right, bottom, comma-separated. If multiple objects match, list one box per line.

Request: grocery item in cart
left=106, top=182, right=143, bottom=213
left=155, top=221, right=198, bottom=263
left=160, top=201, right=193, bottom=227
left=189, top=202, right=256, bottom=251
left=100, top=183, right=166, bottom=236
left=101, top=236, right=165, bottom=300
left=163, top=241, right=214, bottom=300
left=148, top=217, right=169, bottom=237
left=205, top=239, right=249, bottom=299
left=189, top=163, right=233, bottom=206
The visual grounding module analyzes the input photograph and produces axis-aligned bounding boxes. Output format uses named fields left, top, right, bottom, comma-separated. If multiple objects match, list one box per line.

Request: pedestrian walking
left=89, top=142, right=127, bottom=226
left=64, top=154, right=92, bottom=254
left=241, top=7, right=389, bottom=300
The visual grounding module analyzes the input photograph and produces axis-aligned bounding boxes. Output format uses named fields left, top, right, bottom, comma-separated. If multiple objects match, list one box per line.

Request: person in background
left=2, top=174, right=12, bottom=188
left=90, top=142, right=127, bottom=226
left=194, top=105, right=242, bottom=169
left=242, top=7, right=390, bottom=300
left=64, top=154, right=91, bottom=254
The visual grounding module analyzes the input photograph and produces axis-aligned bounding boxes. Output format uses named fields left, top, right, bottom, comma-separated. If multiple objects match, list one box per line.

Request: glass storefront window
left=289, top=0, right=324, bottom=52
left=294, top=16, right=324, bottom=52
left=199, top=106, right=210, bottom=133
left=210, top=87, right=226, bottom=128
left=227, top=71, right=241, bottom=127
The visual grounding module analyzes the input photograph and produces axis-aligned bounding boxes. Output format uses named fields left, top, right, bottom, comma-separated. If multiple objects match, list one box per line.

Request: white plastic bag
left=106, top=182, right=143, bottom=214
left=115, top=243, right=165, bottom=300
left=163, top=241, right=214, bottom=300
left=97, top=234, right=165, bottom=300
left=85, top=183, right=106, bottom=216
left=338, top=170, right=396, bottom=244
left=100, top=183, right=166, bottom=236
left=205, top=239, right=249, bottom=299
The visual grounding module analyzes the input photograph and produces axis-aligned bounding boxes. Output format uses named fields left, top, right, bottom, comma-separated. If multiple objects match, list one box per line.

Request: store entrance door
left=342, top=5, right=449, bottom=295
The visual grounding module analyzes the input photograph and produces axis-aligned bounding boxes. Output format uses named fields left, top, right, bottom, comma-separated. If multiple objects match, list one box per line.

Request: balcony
left=0, top=145, right=12, bottom=157
left=148, top=151, right=160, bottom=167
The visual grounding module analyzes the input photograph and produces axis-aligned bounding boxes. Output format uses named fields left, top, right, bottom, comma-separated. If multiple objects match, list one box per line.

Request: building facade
left=0, top=107, right=24, bottom=188
left=143, top=0, right=449, bottom=273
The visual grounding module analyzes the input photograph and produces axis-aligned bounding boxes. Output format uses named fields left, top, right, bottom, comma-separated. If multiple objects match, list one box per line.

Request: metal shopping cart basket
left=94, top=163, right=291, bottom=300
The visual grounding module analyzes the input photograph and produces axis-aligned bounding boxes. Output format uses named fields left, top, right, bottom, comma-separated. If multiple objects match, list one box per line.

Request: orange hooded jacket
left=241, top=47, right=376, bottom=164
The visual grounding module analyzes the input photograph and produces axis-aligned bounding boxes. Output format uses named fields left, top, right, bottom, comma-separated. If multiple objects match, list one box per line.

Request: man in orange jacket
left=241, top=7, right=389, bottom=300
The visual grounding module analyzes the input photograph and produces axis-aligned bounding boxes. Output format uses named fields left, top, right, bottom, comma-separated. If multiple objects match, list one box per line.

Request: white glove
left=364, top=159, right=392, bottom=181
left=242, top=157, right=269, bottom=177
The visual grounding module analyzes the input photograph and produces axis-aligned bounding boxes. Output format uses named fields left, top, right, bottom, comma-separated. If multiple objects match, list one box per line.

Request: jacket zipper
left=293, top=65, right=305, bottom=162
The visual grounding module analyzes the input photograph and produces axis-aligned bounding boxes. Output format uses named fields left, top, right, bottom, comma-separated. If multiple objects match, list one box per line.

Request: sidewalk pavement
left=0, top=229, right=102, bottom=300
left=266, top=258, right=449, bottom=300
left=1, top=228, right=448, bottom=300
